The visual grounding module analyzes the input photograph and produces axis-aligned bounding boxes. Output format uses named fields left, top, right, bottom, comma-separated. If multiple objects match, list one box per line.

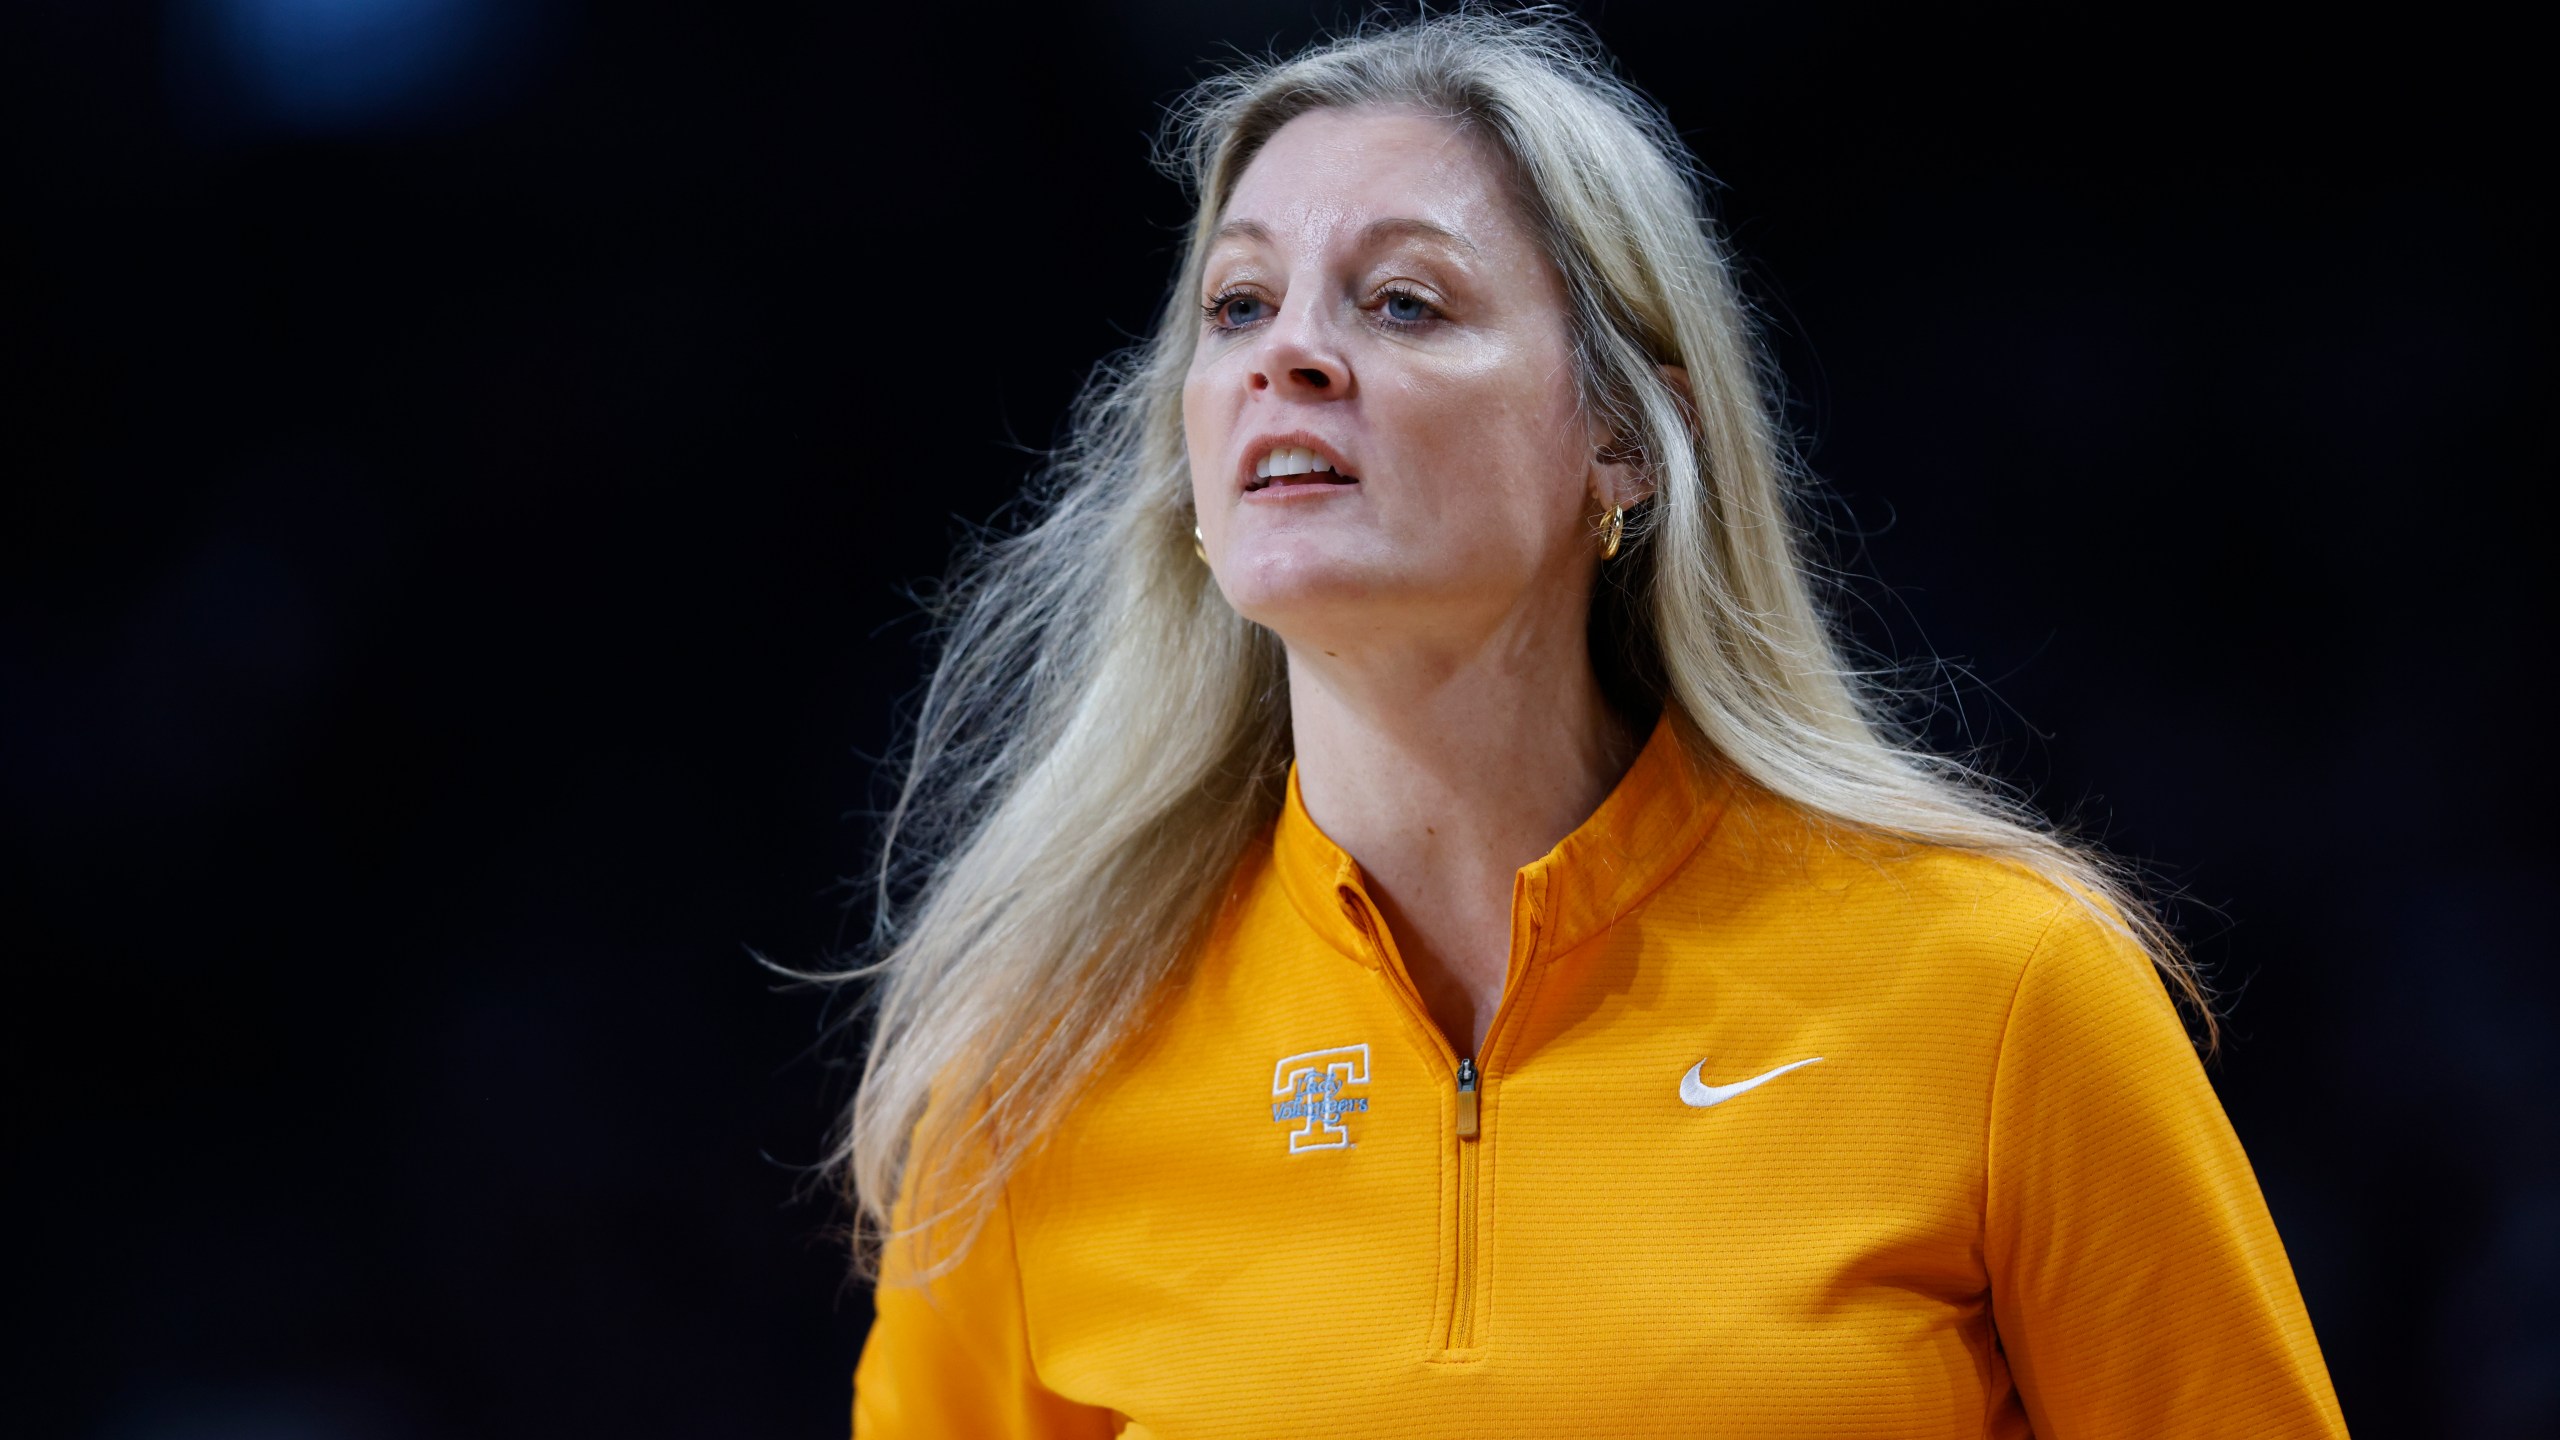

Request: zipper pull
left=1455, top=1056, right=1480, bottom=1139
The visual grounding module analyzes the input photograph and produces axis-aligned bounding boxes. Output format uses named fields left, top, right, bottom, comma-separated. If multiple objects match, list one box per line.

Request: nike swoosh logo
left=1680, top=1055, right=1823, bottom=1108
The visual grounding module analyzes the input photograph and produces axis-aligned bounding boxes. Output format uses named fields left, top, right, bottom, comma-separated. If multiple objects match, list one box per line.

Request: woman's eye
left=1379, top=289, right=1436, bottom=324
left=1206, top=293, right=1270, bottom=328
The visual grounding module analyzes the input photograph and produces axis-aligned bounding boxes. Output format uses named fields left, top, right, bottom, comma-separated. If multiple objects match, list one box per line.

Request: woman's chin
left=1215, top=545, right=1402, bottom=630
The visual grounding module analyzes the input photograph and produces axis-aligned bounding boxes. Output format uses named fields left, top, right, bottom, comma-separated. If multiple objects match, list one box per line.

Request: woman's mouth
left=1246, top=445, right=1360, bottom=492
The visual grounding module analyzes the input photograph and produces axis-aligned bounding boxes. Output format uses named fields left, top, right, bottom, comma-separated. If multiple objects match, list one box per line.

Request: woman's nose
left=1248, top=304, right=1352, bottom=398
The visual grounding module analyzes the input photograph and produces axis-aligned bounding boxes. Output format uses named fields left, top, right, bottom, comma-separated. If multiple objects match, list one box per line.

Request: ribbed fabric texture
left=854, top=719, right=2348, bottom=1438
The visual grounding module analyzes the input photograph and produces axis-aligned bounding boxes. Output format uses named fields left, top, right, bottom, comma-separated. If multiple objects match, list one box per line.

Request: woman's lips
left=1245, top=471, right=1360, bottom=493
left=1241, top=437, right=1359, bottom=492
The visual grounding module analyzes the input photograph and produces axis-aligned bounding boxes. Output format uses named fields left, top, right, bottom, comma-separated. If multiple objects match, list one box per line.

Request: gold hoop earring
left=1599, top=505, right=1626, bottom=561
left=1192, top=524, right=1208, bottom=562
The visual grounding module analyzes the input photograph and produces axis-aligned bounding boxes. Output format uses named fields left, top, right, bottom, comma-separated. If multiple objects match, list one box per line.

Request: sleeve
left=1984, top=906, right=2348, bottom=1439
left=851, top=1178, right=1118, bottom=1440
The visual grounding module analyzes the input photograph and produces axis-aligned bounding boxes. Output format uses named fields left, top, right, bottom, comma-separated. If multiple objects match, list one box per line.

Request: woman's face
left=1184, top=106, right=1621, bottom=658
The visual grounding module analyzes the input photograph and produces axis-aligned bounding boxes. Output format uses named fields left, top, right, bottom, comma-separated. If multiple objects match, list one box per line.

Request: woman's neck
left=1286, top=620, right=1639, bottom=1058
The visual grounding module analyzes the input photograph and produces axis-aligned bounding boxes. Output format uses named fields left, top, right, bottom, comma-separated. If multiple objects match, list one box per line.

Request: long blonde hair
left=833, top=8, right=2209, bottom=1277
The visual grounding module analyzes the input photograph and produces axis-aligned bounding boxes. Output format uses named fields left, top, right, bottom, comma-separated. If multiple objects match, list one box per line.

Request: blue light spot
left=193, top=0, right=495, bottom=132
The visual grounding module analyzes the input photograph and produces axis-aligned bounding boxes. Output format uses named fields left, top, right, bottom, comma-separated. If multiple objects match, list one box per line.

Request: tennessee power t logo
left=1270, top=1044, right=1371, bottom=1153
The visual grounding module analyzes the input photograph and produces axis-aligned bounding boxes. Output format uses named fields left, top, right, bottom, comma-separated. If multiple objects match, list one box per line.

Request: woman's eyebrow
left=1359, top=216, right=1478, bottom=255
left=1206, top=216, right=1479, bottom=254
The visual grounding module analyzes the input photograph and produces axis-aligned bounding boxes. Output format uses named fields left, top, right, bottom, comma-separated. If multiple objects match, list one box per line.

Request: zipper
left=1451, top=1055, right=1483, bottom=1348
left=1338, top=883, right=1526, bottom=1355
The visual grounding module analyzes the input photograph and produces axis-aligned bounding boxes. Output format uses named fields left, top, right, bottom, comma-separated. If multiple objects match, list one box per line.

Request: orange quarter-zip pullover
left=854, top=719, right=2347, bottom=1438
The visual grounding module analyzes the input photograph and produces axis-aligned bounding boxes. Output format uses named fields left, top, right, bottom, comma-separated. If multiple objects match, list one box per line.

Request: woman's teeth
left=1255, top=446, right=1337, bottom=479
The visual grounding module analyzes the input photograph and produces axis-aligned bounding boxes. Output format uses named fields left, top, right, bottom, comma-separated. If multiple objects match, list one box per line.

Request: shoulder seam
left=1000, top=1177, right=1045, bottom=1389
left=1981, top=900, right=2074, bottom=1267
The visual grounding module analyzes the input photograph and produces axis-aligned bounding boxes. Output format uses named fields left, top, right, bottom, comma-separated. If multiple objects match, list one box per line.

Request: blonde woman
left=840, top=13, right=2345, bottom=1438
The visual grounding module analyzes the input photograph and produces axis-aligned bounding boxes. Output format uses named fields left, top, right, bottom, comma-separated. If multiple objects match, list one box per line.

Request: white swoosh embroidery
left=1680, top=1055, right=1823, bottom=1108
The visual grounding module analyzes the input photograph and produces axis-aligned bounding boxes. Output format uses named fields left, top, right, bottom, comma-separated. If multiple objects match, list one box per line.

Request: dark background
left=5, top=2, right=2546, bottom=1436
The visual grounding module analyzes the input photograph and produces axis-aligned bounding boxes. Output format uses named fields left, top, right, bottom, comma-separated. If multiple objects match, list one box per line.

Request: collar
left=1271, top=713, right=1727, bottom=971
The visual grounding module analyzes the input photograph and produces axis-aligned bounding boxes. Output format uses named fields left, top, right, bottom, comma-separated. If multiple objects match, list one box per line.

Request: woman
left=840, top=13, right=2345, bottom=1438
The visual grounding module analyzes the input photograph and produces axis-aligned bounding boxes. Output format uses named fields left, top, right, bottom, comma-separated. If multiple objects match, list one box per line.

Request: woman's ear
left=1591, top=364, right=1694, bottom=509
left=1654, top=362, right=1693, bottom=419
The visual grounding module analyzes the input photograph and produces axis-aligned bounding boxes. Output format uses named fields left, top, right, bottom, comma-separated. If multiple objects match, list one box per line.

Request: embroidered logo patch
left=1270, top=1044, right=1371, bottom=1153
